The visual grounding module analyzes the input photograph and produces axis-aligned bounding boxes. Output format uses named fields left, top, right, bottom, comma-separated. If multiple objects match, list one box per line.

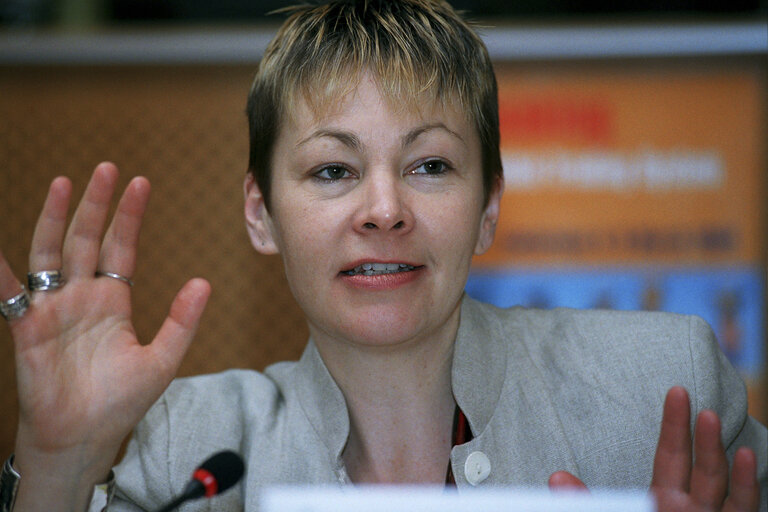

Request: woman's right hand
left=0, top=163, right=211, bottom=511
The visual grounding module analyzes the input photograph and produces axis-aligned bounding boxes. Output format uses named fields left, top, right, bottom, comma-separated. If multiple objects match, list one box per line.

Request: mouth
left=341, top=263, right=419, bottom=276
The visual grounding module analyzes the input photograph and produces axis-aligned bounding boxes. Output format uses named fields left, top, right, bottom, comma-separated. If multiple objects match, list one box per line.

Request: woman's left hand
left=548, top=386, right=760, bottom=512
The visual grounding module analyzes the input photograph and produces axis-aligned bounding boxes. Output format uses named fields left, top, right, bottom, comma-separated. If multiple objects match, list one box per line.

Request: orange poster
left=477, top=66, right=765, bottom=267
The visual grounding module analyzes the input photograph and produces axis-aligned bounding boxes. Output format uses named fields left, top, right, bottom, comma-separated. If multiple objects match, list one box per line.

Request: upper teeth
left=346, top=263, right=415, bottom=275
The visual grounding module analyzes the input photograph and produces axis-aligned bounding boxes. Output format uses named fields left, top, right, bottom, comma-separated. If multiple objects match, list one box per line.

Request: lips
left=342, top=262, right=417, bottom=276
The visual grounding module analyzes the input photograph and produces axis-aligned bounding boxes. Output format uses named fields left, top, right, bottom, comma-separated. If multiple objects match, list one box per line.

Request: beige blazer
left=111, top=296, right=767, bottom=511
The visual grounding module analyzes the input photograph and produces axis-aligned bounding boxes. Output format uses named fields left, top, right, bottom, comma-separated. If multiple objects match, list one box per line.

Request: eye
left=411, top=159, right=450, bottom=176
left=314, top=165, right=353, bottom=181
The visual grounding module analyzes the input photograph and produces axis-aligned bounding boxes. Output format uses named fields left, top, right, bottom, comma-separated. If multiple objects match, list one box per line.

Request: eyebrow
left=296, top=130, right=362, bottom=151
left=295, top=122, right=465, bottom=151
left=401, top=122, right=466, bottom=149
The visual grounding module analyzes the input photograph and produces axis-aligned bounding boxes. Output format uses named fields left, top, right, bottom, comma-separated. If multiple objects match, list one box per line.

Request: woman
left=0, top=1, right=765, bottom=511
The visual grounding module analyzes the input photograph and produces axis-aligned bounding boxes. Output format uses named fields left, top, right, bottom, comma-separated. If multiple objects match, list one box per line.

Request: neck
left=310, top=308, right=461, bottom=483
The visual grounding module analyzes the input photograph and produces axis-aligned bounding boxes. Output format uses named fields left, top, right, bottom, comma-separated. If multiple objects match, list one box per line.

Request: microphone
left=154, top=450, right=245, bottom=512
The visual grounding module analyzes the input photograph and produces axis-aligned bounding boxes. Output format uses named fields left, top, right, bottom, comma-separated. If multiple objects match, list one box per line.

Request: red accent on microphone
left=193, top=468, right=218, bottom=498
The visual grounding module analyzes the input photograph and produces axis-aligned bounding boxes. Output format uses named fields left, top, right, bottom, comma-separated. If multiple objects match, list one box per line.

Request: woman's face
left=245, top=74, right=501, bottom=349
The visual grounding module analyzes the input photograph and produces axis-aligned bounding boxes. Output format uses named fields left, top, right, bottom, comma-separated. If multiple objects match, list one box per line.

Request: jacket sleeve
left=688, top=315, right=767, bottom=511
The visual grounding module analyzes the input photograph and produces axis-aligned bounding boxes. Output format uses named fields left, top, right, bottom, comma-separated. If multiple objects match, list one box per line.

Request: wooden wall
left=0, top=65, right=309, bottom=458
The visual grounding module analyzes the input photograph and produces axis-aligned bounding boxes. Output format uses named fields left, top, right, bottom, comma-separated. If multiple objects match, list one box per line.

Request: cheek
left=422, top=195, right=485, bottom=266
left=271, top=202, right=341, bottom=277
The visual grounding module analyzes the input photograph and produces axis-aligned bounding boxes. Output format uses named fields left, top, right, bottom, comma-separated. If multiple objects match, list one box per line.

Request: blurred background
left=0, top=0, right=766, bottom=26
left=0, top=0, right=766, bottom=458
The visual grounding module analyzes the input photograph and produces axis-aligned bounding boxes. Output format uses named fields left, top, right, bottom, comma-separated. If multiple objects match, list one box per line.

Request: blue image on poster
left=466, top=265, right=764, bottom=377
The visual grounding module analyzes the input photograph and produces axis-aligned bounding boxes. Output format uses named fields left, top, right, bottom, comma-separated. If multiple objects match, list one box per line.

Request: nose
left=353, top=171, right=414, bottom=235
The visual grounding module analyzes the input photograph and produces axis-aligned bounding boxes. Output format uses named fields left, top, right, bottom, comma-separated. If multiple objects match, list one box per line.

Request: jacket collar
left=451, top=295, right=508, bottom=437
left=293, top=340, right=351, bottom=469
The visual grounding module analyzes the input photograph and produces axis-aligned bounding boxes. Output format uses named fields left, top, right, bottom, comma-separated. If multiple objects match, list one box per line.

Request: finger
left=0, top=249, right=26, bottom=324
left=98, top=176, right=151, bottom=280
left=29, top=177, right=72, bottom=273
left=723, top=447, right=759, bottom=512
left=148, top=278, right=211, bottom=378
left=689, top=410, right=729, bottom=508
left=548, top=471, right=589, bottom=491
left=0, top=251, right=23, bottom=297
left=62, top=163, right=120, bottom=278
left=651, top=386, right=692, bottom=492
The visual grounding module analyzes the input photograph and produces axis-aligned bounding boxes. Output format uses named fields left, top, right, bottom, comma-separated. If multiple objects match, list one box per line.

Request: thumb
left=149, top=278, right=211, bottom=376
left=549, top=471, right=589, bottom=491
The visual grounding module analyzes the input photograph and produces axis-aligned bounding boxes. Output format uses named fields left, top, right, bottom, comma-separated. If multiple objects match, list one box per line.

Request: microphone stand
left=153, top=480, right=204, bottom=512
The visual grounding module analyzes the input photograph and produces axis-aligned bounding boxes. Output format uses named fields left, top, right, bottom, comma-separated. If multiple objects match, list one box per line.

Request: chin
left=320, top=301, right=456, bottom=349
left=344, top=326, right=423, bottom=348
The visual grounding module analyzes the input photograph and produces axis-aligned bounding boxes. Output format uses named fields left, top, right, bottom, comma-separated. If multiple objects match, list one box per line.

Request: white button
left=464, top=451, right=491, bottom=485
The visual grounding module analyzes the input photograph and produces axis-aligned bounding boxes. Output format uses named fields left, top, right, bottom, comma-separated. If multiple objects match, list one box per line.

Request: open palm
left=0, top=163, right=210, bottom=489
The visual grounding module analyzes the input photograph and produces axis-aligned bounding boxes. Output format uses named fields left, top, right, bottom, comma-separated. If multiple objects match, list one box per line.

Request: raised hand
left=0, top=163, right=210, bottom=511
left=548, top=386, right=760, bottom=512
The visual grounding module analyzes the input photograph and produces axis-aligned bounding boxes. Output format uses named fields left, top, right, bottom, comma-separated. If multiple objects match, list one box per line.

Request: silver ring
left=0, top=287, right=31, bottom=321
left=27, top=270, right=66, bottom=291
left=95, top=271, right=134, bottom=287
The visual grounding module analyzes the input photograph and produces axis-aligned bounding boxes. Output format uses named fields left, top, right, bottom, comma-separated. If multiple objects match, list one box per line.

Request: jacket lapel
left=451, top=296, right=580, bottom=487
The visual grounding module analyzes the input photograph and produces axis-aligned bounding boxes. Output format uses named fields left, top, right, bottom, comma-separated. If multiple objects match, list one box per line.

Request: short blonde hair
left=247, top=0, right=501, bottom=209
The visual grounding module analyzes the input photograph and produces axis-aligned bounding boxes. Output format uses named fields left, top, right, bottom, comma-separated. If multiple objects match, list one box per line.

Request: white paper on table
left=261, top=486, right=655, bottom=512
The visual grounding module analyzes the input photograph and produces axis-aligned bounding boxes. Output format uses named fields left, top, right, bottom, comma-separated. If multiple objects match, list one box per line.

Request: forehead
left=280, top=74, right=476, bottom=144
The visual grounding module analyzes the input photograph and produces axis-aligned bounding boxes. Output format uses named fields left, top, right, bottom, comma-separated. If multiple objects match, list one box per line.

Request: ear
left=244, top=174, right=280, bottom=255
left=474, top=175, right=503, bottom=255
